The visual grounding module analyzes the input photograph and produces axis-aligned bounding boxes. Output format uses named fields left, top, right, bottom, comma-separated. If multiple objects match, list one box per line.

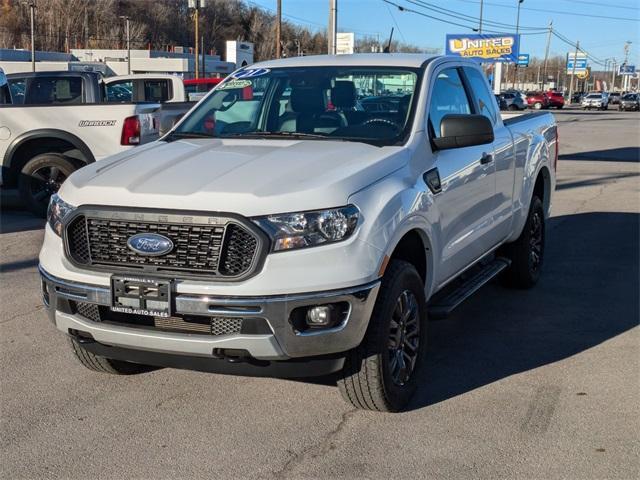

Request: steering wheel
left=363, top=118, right=401, bottom=133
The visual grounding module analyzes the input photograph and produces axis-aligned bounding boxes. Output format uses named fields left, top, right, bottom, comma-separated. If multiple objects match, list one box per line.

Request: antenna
left=384, top=27, right=394, bottom=53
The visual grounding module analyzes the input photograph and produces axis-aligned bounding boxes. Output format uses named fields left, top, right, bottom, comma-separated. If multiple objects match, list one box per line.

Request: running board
left=428, top=258, right=511, bottom=319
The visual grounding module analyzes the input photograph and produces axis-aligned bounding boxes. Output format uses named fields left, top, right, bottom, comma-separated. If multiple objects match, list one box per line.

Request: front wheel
left=533, top=102, right=542, bottom=110
left=500, top=196, right=545, bottom=289
left=18, top=153, right=77, bottom=217
left=337, top=260, right=427, bottom=412
left=69, top=338, right=157, bottom=374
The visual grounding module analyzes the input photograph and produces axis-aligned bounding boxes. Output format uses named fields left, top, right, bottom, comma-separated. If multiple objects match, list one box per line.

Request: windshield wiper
left=221, top=131, right=333, bottom=140
left=164, top=131, right=216, bottom=142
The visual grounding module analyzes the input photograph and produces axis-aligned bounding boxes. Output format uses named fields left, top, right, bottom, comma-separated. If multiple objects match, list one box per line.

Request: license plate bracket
left=111, top=275, right=172, bottom=317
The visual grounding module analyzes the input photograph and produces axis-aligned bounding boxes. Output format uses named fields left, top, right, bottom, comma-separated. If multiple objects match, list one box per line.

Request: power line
left=384, top=2, right=408, bottom=43
left=406, top=0, right=548, bottom=31
left=557, top=0, right=639, bottom=11
left=451, top=0, right=638, bottom=22
left=380, top=0, right=484, bottom=31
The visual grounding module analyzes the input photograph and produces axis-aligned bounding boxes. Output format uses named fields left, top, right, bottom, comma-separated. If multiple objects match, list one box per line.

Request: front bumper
left=40, top=266, right=380, bottom=362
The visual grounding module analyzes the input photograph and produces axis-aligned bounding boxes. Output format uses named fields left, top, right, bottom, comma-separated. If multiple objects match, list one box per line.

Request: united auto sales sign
left=445, top=34, right=520, bottom=63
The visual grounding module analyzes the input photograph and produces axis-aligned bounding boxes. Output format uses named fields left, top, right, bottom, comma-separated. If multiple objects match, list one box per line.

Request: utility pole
left=541, top=20, right=552, bottom=91
left=201, top=35, right=205, bottom=78
left=328, top=0, right=337, bottom=55
left=512, top=0, right=524, bottom=89
left=611, top=59, right=617, bottom=91
left=568, top=40, right=579, bottom=104
left=28, top=1, right=36, bottom=72
left=478, top=0, right=484, bottom=34
left=622, top=41, right=632, bottom=91
left=120, top=16, right=130, bottom=75
left=276, top=0, right=282, bottom=58
left=194, top=7, right=199, bottom=78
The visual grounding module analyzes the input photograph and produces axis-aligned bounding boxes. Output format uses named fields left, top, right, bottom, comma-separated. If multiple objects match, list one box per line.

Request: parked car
left=546, top=91, right=565, bottom=109
left=608, top=92, right=621, bottom=105
left=581, top=92, right=609, bottom=110
left=39, top=54, right=557, bottom=412
left=525, top=91, right=549, bottom=109
left=183, top=77, right=223, bottom=102
left=499, top=91, right=527, bottom=110
left=618, top=93, right=639, bottom=111
left=495, top=94, right=507, bottom=110
left=571, top=91, right=585, bottom=104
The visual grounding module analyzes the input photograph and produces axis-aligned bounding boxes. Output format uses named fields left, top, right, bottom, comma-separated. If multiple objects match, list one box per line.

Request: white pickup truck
left=0, top=72, right=193, bottom=215
left=39, top=54, right=557, bottom=412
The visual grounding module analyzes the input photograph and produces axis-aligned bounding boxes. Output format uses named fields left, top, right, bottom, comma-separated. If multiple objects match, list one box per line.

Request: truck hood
left=61, top=138, right=408, bottom=216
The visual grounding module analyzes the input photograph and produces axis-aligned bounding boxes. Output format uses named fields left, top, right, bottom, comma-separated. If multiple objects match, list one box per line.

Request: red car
left=183, top=77, right=223, bottom=101
left=525, top=91, right=550, bottom=110
left=546, top=91, right=565, bottom=109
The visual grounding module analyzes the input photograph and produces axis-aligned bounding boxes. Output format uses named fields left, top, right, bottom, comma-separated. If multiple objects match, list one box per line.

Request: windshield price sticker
left=219, top=79, right=253, bottom=90
left=233, top=68, right=270, bottom=79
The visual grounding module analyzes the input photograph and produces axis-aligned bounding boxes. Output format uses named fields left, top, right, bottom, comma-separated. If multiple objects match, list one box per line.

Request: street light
left=119, top=16, right=130, bottom=75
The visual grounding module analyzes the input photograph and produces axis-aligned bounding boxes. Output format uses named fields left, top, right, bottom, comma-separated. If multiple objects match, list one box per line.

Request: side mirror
left=432, top=114, right=494, bottom=150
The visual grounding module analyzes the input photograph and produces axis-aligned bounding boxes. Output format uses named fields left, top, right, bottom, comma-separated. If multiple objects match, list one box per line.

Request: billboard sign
left=618, top=64, right=636, bottom=75
left=567, top=52, right=587, bottom=74
left=445, top=34, right=520, bottom=63
left=336, top=33, right=355, bottom=55
left=517, top=54, right=529, bottom=66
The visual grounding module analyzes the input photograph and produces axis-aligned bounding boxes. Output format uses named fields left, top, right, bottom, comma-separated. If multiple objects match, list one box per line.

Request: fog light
left=306, top=305, right=335, bottom=327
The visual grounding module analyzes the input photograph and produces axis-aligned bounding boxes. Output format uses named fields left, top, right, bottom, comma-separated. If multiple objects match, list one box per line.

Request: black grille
left=65, top=215, right=261, bottom=277
left=219, top=224, right=259, bottom=275
left=72, top=301, right=245, bottom=336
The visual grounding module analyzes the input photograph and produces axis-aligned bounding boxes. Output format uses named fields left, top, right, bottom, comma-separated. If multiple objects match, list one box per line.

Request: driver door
left=427, top=67, right=497, bottom=287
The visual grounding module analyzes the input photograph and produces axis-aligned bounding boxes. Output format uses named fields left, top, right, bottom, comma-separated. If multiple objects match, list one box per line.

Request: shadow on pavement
left=0, top=209, right=45, bottom=234
left=559, top=147, right=640, bottom=163
left=556, top=172, right=639, bottom=191
left=409, top=211, right=639, bottom=410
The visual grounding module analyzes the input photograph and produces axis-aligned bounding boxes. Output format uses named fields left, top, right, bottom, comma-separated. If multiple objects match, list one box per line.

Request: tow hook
left=211, top=348, right=268, bottom=366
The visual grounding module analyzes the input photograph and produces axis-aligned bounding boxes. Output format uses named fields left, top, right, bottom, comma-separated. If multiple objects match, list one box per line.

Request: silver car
left=581, top=92, right=609, bottom=110
left=500, top=91, right=527, bottom=110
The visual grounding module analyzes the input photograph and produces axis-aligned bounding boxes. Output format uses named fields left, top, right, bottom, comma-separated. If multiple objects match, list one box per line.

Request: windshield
left=586, top=94, right=602, bottom=98
left=171, top=66, right=420, bottom=146
left=622, top=94, right=636, bottom=100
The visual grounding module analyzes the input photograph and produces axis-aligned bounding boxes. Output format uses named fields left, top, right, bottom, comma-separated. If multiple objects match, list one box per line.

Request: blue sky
left=247, top=0, right=640, bottom=67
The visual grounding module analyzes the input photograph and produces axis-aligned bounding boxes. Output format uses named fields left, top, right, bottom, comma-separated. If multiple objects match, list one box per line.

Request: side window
left=428, top=68, right=472, bottom=138
left=105, top=80, right=133, bottom=102
left=25, top=77, right=83, bottom=104
left=464, top=67, right=497, bottom=124
left=143, top=80, right=170, bottom=102
left=8, top=80, right=25, bottom=104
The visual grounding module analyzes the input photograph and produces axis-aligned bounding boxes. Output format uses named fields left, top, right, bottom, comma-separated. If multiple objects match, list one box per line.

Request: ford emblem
left=127, top=233, right=174, bottom=256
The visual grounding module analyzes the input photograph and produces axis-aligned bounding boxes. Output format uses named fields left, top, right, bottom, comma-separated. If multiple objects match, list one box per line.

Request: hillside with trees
left=0, top=0, right=427, bottom=60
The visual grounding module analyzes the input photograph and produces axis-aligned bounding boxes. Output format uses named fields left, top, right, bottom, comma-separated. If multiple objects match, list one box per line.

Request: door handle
left=480, top=153, right=493, bottom=165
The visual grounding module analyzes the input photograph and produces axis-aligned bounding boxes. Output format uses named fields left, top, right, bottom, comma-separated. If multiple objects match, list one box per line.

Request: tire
left=337, top=260, right=427, bottom=412
left=508, top=104, right=517, bottom=111
left=534, top=102, right=542, bottom=110
left=18, top=153, right=77, bottom=217
left=500, top=196, right=545, bottom=289
left=557, top=104, right=564, bottom=109
left=69, top=338, right=156, bottom=375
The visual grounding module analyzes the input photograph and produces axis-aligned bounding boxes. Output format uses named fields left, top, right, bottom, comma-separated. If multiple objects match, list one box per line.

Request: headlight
left=254, top=205, right=359, bottom=252
left=47, top=193, right=76, bottom=237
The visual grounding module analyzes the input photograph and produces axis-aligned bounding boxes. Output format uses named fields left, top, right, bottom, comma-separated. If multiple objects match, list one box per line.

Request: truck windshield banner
left=445, top=34, right=520, bottom=63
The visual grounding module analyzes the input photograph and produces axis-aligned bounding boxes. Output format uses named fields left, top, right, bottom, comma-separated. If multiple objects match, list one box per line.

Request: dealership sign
left=618, top=64, right=636, bottom=75
left=445, top=34, right=520, bottom=63
left=517, top=54, right=529, bottom=66
left=567, top=52, right=588, bottom=74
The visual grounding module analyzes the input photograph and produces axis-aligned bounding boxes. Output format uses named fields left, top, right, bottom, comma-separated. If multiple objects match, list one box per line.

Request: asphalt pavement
left=1, top=108, right=639, bottom=480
